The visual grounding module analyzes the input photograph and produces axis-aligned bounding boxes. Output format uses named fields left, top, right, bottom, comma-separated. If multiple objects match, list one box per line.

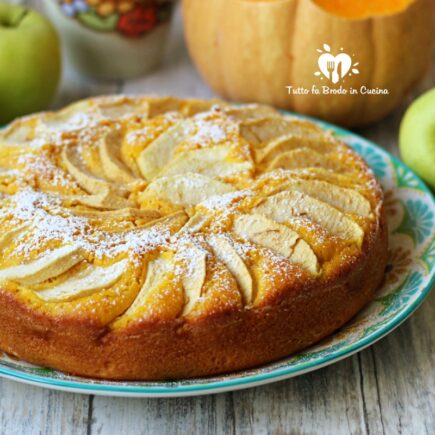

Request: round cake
left=0, top=96, right=387, bottom=380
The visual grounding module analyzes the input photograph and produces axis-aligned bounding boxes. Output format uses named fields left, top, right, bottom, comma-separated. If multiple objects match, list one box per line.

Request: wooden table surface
left=1, top=2, right=434, bottom=434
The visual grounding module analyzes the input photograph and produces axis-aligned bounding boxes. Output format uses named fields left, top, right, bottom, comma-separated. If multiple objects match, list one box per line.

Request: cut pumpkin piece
left=177, top=243, right=207, bottom=315
left=254, top=191, right=364, bottom=245
left=240, top=117, right=323, bottom=146
left=256, top=133, right=335, bottom=163
left=137, top=122, right=188, bottom=180
left=266, top=148, right=347, bottom=172
left=0, top=245, right=84, bottom=285
left=275, top=179, right=372, bottom=217
left=158, top=145, right=253, bottom=178
left=98, top=131, right=136, bottom=183
left=124, top=254, right=173, bottom=316
left=233, top=214, right=319, bottom=274
left=208, top=235, right=253, bottom=304
left=142, top=173, right=235, bottom=206
left=36, top=259, right=129, bottom=302
left=62, top=142, right=128, bottom=197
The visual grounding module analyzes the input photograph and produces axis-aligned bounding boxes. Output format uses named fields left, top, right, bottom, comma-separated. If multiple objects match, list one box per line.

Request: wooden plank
left=360, top=290, right=435, bottom=435
left=231, top=357, right=367, bottom=435
left=0, top=379, right=89, bottom=435
left=90, top=393, right=235, bottom=435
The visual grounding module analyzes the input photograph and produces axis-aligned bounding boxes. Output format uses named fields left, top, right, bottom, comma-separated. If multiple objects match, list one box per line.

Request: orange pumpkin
left=183, top=0, right=434, bottom=127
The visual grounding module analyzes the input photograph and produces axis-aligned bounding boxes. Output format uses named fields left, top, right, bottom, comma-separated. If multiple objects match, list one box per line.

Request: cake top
left=0, top=96, right=381, bottom=326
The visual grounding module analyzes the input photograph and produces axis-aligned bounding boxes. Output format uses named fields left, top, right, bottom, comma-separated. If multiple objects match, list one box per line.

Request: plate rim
left=0, top=113, right=434, bottom=397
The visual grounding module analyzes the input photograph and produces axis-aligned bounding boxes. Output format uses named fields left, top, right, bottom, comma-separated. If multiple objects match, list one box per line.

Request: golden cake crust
left=0, top=96, right=387, bottom=380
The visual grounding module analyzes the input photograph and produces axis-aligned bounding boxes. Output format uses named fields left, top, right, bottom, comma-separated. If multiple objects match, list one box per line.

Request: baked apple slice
left=158, top=145, right=253, bottom=178
left=0, top=245, right=83, bottom=285
left=141, top=173, right=235, bottom=206
left=274, top=179, right=372, bottom=217
left=266, top=147, right=349, bottom=173
left=233, top=214, right=319, bottom=274
left=65, top=191, right=133, bottom=210
left=137, top=122, right=188, bottom=180
left=208, top=234, right=253, bottom=304
left=0, top=224, right=28, bottom=250
left=36, top=259, right=129, bottom=302
left=256, top=133, right=335, bottom=163
left=254, top=191, right=364, bottom=245
left=177, top=243, right=207, bottom=315
left=224, top=105, right=280, bottom=121
left=62, top=142, right=128, bottom=197
left=98, top=131, right=136, bottom=184
left=240, top=117, right=323, bottom=146
left=117, top=253, right=185, bottom=323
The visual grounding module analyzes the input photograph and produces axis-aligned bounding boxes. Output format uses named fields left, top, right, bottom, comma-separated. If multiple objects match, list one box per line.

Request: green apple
left=0, top=2, right=61, bottom=125
left=399, top=88, right=435, bottom=190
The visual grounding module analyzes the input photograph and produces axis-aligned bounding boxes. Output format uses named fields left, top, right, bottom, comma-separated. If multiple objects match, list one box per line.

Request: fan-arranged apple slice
left=233, top=214, right=319, bottom=274
left=62, top=142, right=129, bottom=197
left=36, top=259, right=129, bottom=302
left=141, top=173, right=235, bottom=206
left=137, top=122, right=189, bottom=180
left=65, top=191, right=133, bottom=210
left=70, top=206, right=161, bottom=221
left=208, top=234, right=253, bottom=304
left=95, top=97, right=149, bottom=120
left=98, top=131, right=136, bottom=184
left=0, top=116, right=38, bottom=146
left=272, top=179, right=372, bottom=217
left=256, top=133, right=335, bottom=164
left=240, top=117, right=323, bottom=146
left=124, top=254, right=173, bottom=316
left=180, top=212, right=212, bottom=234
left=266, top=148, right=346, bottom=172
left=177, top=243, right=207, bottom=315
left=39, top=101, right=100, bottom=134
left=138, top=210, right=188, bottom=233
left=0, top=245, right=84, bottom=285
left=254, top=191, right=364, bottom=245
left=290, top=168, right=364, bottom=188
left=224, top=105, right=280, bottom=121
left=158, top=145, right=253, bottom=178
left=0, top=224, right=28, bottom=251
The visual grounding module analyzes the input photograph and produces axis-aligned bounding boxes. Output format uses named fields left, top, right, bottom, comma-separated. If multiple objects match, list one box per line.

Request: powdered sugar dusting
left=2, top=188, right=169, bottom=262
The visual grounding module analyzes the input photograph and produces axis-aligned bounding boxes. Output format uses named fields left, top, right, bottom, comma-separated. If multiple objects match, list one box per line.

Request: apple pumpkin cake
left=0, top=96, right=387, bottom=380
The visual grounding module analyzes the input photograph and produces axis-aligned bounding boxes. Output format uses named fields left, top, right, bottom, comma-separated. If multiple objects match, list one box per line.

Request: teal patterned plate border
left=0, top=113, right=434, bottom=397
